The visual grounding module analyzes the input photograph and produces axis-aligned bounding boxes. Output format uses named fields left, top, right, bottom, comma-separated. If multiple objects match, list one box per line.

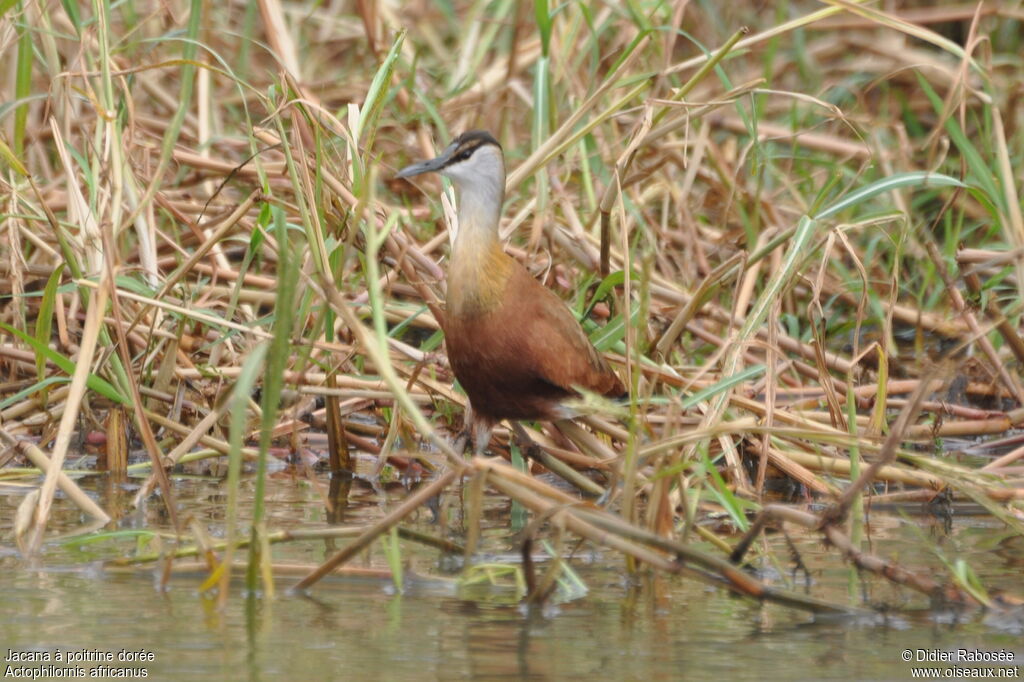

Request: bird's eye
left=456, top=149, right=472, bottom=161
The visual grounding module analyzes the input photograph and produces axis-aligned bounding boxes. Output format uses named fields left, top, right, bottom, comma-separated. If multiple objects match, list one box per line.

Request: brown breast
left=444, top=247, right=624, bottom=424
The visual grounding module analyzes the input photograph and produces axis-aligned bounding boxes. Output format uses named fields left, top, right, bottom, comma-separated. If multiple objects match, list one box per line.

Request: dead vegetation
left=1, top=1, right=1023, bottom=613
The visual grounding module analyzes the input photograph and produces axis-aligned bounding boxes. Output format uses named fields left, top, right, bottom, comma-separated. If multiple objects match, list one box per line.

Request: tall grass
left=1, top=0, right=1022, bottom=609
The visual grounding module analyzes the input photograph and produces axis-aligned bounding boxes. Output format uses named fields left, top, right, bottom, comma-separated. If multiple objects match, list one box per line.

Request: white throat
left=444, top=146, right=505, bottom=257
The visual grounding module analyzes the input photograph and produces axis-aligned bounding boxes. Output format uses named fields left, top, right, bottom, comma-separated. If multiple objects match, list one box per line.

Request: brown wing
left=508, top=265, right=624, bottom=398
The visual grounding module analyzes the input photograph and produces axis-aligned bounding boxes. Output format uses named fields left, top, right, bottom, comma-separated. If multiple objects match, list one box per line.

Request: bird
left=396, top=130, right=625, bottom=455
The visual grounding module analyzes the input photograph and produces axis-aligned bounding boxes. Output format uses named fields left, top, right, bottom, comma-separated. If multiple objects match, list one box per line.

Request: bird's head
left=396, top=130, right=504, bottom=194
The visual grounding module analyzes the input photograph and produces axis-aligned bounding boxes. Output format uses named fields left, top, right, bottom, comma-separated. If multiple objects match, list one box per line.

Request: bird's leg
left=453, top=402, right=496, bottom=455
left=453, top=429, right=470, bottom=455
left=453, top=404, right=475, bottom=454
left=472, top=416, right=495, bottom=456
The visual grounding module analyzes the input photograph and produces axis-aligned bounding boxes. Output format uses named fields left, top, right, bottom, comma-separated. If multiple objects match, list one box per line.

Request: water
left=1, top=467, right=1021, bottom=681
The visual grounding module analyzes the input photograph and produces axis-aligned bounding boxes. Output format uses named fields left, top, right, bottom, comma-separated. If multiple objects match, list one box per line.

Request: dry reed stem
left=0, top=428, right=109, bottom=522
left=746, top=504, right=982, bottom=606
left=26, top=281, right=108, bottom=552
left=475, top=457, right=858, bottom=614
left=2, top=0, right=1023, bottom=610
left=293, top=465, right=462, bottom=591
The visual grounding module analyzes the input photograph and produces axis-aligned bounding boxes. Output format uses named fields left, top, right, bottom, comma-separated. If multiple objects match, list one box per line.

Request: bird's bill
left=394, top=141, right=457, bottom=179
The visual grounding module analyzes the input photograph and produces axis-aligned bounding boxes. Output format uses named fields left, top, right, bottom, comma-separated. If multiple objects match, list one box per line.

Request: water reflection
left=0, top=472, right=1021, bottom=680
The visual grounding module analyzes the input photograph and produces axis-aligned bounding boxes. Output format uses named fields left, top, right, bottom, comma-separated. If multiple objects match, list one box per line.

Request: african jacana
left=396, top=130, right=625, bottom=454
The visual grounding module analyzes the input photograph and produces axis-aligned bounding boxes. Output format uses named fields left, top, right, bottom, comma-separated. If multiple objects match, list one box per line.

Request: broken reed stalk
left=829, top=368, right=940, bottom=521
left=511, top=422, right=605, bottom=497
left=26, top=282, right=110, bottom=553
left=325, top=370, right=353, bottom=473
left=293, top=466, right=462, bottom=591
left=923, top=239, right=1024, bottom=404
left=100, top=406, right=128, bottom=473
left=729, top=371, right=1015, bottom=607
left=106, top=523, right=464, bottom=567
left=735, top=504, right=981, bottom=607
left=0, top=428, right=109, bottom=522
left=474, top=457, right=857, bottom=615
left=289, top=455, right=857, bottom=613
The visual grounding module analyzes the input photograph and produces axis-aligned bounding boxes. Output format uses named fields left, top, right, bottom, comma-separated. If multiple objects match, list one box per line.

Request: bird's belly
left=445, top=311, right=570, bottom=422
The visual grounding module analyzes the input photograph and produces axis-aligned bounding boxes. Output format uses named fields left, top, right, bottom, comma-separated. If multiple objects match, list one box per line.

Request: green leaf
left=699, top=447, right=751, bottom=531
left=382, top=526, right=403, bottom=593
left=34, top=263, right=65, bottom=383
left=680, top=365, right=766, bottom=409
left=534, top=0, right=552, bottom=55
left=0, top=321, right=130, bottom=405
left=14, top=15, right=32, bottom=157
left=581, top=269, right=643, bottom=314
left=356, top=29, right=405, bottom=155
left=0, top=376, right=69, bottom=411
left=58, top=0, right=81, bottom=34
left=61, top=529, right=157, bottom=547
left=914, top=72, right=999, bottom=206
left=225, top=340, right=268, bottom=592
left=0, top=134, right=27, bottom=176
left=0, top=0, right=19, bottom=19
left=815, top=171, right=966, bottom=220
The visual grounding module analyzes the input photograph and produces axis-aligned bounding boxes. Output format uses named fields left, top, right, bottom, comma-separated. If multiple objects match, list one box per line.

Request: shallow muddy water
left=1, top=466, right=1021, bottom=681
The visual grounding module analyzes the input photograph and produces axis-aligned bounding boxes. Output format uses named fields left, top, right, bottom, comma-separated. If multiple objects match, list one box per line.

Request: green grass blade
left=356, top=29, right=406, bottom=159
left=34, top=264, right=65, bottom=382
left=0, top=376, right=69, bottom=411
left=247, top=205, right=297, bottom=591
left=0, top=321, right=129, bottom=405
left=13, top=7, right=32, bottom=157
left=0, top=135, right=28, bottom=176
left=680, top=365, right=766, bottom=410
left=224, top=341, right=269, bottom=597
left=815, top=172, right=966, bottom=220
